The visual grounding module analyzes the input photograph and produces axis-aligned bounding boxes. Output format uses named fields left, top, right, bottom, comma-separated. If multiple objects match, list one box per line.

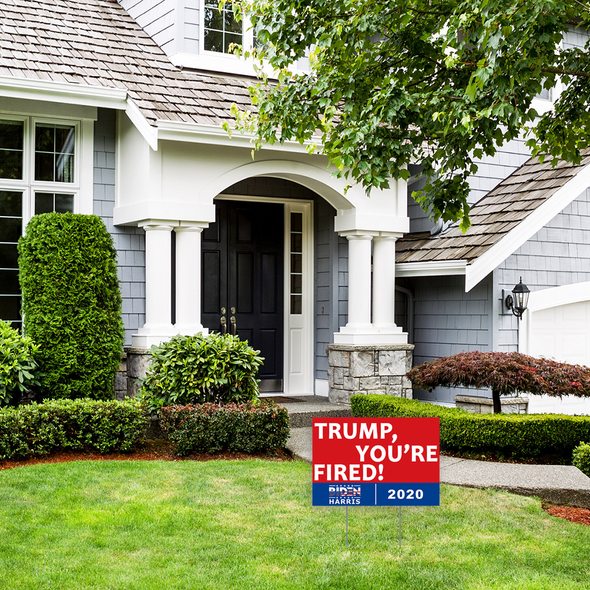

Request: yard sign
left=313, top=418, right=440, bottom=506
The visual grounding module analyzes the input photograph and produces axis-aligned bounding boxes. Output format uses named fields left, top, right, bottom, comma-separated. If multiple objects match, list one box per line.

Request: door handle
left=230, top=307, right=236, bottom=336
left=220, top=307, right=227, bottom=334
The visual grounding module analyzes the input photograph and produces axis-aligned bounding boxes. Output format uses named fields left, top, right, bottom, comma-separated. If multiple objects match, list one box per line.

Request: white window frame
left=0, top=112, right=94, bottom=231
left=200, top=1, right=254, bottom=59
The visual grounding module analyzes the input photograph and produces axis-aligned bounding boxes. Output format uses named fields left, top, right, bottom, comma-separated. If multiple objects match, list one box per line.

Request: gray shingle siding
left=468, top=137, right=531, bottom=204
left=314, top=198, right=338, bottom=380
left=495, top=187, right=590, bottom=352
left=402, top=274, right=493, bottom=404
left=119, top=0, right=176, bottom=53
left=564, top=26, right=589, bottom=50
left=119, top=0, right=201, bottom=56
left=94, top=108, right=146, bottom=346
left=407, top=137, right=531, bottom=232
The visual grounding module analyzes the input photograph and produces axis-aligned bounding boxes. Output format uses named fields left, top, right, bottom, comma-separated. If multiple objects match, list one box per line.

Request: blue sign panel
left=313, top=483, right=440, bottom=507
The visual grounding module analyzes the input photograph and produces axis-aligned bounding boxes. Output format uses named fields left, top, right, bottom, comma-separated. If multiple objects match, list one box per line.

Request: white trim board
left=395, top=260, right=467, bottom=277
left=465, top=161, right=590, bottom=292
left=156, top=119, right=316, bottom=153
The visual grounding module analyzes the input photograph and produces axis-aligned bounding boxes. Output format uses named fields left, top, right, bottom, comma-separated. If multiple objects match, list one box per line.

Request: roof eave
left=0, top=75, right=127, bottom=110
left=155, top=119, right=317, bottom=153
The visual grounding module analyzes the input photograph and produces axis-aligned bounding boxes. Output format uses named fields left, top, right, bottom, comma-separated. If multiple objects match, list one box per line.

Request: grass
left=0, top=459, right=588, bottom=589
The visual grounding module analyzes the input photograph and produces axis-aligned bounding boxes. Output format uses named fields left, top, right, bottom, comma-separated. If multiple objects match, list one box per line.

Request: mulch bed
left=0, top=439, right=293, bottom=472
left=543, top=503, right=590, bottom=526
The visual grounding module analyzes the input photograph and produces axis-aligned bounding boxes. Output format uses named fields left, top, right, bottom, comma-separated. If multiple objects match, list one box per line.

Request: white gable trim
left=465, top=160, right=590, bottom=292
left=126, top=101, right=159, bottom=151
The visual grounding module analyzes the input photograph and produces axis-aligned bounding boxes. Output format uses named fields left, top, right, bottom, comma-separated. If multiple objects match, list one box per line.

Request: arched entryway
left=201, top=179, right=315, bottom=394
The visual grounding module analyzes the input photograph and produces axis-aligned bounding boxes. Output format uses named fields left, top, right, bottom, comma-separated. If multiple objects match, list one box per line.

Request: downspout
left=395, top=285, right=414, bottom=345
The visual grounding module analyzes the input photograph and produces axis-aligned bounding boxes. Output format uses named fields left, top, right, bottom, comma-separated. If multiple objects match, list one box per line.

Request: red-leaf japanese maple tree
left=407, top=351, right=590, bottom=414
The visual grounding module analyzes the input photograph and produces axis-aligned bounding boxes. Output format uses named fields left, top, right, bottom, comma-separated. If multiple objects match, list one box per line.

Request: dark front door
left=201, top=200, right=284, bottom=391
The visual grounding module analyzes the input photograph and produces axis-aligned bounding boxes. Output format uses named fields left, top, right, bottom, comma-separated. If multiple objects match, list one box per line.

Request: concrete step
left=263, top=395, right=352, bottom=428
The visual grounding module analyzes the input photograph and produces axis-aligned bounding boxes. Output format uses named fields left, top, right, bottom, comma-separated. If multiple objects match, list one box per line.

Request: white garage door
left=524, top=290, right=590, bottom=415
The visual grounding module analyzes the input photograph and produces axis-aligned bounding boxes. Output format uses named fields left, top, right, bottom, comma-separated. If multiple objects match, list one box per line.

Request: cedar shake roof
left=0, top=0, right=254, bottom=125
left=396, top=149, right=590, bottom=265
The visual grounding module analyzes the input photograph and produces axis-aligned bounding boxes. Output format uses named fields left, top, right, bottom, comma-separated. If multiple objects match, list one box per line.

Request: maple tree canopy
left=230, top=0, right=590, bottom=230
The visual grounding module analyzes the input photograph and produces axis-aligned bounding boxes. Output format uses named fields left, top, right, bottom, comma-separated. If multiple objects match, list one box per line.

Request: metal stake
left=346, top=506, right=349, bottom=547
left=399, top=506, right=402, bottom=548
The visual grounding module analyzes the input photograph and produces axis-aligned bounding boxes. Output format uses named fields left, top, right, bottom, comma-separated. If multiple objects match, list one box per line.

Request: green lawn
left=0, top=459, right=588, bottom=589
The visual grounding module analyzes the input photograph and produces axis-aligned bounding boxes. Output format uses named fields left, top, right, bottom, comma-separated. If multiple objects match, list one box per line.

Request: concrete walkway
left=282, top=409, right=590, bottom=509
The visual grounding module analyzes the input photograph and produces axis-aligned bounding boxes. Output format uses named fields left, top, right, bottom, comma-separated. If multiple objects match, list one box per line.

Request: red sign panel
left=312, top=417, right=440, bottom=506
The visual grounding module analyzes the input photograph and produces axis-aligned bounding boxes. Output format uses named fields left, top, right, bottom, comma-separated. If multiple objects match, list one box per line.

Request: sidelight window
left=290, top=212, right=303, bottom=315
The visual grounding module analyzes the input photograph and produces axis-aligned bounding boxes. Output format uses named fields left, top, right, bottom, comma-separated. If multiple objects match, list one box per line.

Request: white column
left=372, top=235, right=397, bottom=328
left=175, top=223, right=208, bottom=335
left=346, top=234, right=373, bottom=329
left=132, top=222, right=176, bottom=348
left=334, top=230, right=407, bottom=345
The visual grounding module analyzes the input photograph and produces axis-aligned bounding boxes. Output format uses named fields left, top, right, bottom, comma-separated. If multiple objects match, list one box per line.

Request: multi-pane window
left=0, top=117, right=77, bottom=328
left=0, top=120, right=24, bottom=180
left=0, top=191, right=22, bottom=329
left=35, top=124, right=75, bottom=183
left=203, top=0, right=243, bottom=53
left=35, top=192, right=74, bottom=215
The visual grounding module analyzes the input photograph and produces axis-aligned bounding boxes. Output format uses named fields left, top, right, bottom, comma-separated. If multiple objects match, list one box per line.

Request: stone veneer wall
left=454, top=395, right=529, bottom=414
left=327, top=344, right=414, bottom=403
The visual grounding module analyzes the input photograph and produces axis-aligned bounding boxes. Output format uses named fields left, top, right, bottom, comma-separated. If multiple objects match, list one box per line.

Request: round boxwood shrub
left=18, top=213, right=124, bottom=400
left=140, top=332, right=264, bottom=410
left=0, top=320, right=41, bottom=406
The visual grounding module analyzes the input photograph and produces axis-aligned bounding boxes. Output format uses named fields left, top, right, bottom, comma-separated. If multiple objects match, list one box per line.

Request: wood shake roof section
left=0, top=0, right=254, bottom=125
left=396, top=149, right=590, bottom=265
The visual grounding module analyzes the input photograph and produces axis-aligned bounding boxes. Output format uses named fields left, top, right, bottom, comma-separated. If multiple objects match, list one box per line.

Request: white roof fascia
left=465, top=159, right=590, bottom=292
left=0, top=76, right=127, bottom=110
left=156, top=119, right=315, bottom=153
left=0, top=77, right=159, bottom=151
left=126, top=100, right=159, bottom=151
left=395, top=260, right=467, bottom=277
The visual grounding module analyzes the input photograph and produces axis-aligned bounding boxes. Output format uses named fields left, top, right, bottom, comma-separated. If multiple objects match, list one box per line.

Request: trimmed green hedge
left=0, top=399, right=148, bottom=460
left=159, top=401, right=290, bottom=456
left=18, top=213, right=124, bottom=400
left=573, top=442, right=590, bottom=477
left=351, top=394, right=590, bottom=459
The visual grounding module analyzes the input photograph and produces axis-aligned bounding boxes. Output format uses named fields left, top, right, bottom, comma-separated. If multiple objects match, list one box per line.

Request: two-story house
left=0, top=0, right=589, bottom=412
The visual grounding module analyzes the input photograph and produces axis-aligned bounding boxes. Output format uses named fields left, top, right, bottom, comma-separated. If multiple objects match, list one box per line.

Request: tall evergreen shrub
left=18, top=213, right=124, bottom=400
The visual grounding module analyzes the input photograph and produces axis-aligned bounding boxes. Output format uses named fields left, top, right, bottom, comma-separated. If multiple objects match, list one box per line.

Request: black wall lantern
left=505, top=277, right=530, bottom=320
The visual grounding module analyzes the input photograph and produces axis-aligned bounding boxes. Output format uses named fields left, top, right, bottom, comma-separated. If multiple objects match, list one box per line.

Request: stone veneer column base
left=327, top=344, right=414, bottom=404
left=124, top=347, right=153, bottom=398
